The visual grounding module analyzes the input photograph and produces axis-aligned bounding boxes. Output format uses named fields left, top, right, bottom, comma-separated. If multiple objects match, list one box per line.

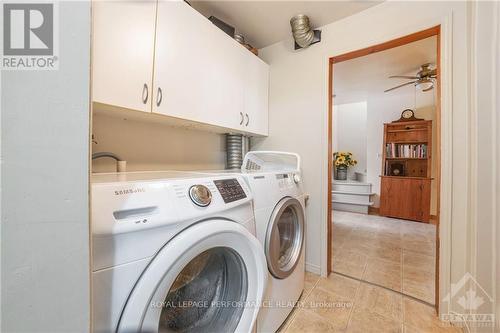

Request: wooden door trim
left=327, top=25, right=441, bottom=312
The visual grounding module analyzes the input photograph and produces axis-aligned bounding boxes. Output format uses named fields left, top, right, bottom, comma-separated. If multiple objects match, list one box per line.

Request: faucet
left=92, top=152, right=126, bottom=172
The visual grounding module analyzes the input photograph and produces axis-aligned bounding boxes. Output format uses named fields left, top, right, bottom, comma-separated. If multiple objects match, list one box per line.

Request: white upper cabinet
left=153, top=1, right=245, bottom=130
left=92, top=0, right=156, bottom=113
left=243, top=53, right=269, bottom=136
left=92, top=0, right=269, bottom=136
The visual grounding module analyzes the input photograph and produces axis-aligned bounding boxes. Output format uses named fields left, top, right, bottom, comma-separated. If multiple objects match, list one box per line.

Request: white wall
left=1, top=2, right=91, bottom=331
left=254, top=1, right=472, bottom=313
left=332, top=102, right=367, bottom=179
left=470, top=2, right=499, bottom=331
left=496, top=2, right=500, bottom=328
left=92, top=113, right=226, bottom=172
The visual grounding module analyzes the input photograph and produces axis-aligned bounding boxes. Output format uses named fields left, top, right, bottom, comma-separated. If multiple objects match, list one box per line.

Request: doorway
left=327, top=26, right=441, bottom=310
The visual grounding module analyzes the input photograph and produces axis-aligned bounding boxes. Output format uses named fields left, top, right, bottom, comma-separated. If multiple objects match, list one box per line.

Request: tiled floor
left=331, top=211, right=436, bottom=304
left=279, top=272, right=462, bottom=333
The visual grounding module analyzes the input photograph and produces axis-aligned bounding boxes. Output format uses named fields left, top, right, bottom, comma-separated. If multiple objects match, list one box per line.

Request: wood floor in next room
left=279, top=272, right=462, bottom=333
left=332, top=211, right=436, bottom=304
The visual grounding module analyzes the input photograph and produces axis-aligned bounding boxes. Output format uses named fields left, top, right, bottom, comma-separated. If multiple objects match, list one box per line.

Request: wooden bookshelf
left=379, top=120, right=432, bottom=222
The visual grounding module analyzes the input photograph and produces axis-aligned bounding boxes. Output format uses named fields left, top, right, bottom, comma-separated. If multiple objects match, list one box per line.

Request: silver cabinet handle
left=239, top=112, right=244, bottom=125
left=245, top=113, right=249, bottom=126
left=142, top=83, right=148, bottom=104
left=156, top=87, right=163, bottom=107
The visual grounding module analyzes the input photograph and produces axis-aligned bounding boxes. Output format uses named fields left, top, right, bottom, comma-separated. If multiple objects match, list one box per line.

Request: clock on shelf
left=393, top=109, right=423, bottom=122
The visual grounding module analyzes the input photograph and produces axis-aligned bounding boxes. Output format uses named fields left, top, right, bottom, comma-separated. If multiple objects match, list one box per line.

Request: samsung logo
left=114, top=188, right=146, bottom=195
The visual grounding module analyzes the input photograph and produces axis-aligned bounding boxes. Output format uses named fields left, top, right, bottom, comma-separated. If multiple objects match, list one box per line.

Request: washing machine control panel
left=214, top=178, right=247, bottom=203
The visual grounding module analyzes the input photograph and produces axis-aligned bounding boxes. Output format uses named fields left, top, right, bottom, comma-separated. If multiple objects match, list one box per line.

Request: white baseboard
left=305, top=262, right=321, bottom=275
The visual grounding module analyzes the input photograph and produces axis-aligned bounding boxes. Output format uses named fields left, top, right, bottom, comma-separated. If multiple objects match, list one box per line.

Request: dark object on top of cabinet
left=387, top=161, right=405, bottom=176
left=208, top=16, right=235, bottom=38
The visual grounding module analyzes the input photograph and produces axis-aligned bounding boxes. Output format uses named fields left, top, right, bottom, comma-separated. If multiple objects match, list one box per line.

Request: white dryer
left=91, top=171, right=267, bottom=333
left=242, top=152, right=306, bottom=333
left=191, top=151, right=306, bottom=333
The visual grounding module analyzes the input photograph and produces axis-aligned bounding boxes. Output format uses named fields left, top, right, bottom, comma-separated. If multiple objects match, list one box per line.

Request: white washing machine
left=191, top=151, right=306, bottom=333
left=91, top=171, right=268, bottom=333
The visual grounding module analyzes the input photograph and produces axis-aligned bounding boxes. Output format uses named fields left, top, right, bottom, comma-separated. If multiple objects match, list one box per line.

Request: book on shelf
left=385, top=143, right=427, bottom=158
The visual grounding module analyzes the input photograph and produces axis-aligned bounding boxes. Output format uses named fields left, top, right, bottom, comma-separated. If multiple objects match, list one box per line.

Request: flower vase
left=336, top=166, right=347, bottom=180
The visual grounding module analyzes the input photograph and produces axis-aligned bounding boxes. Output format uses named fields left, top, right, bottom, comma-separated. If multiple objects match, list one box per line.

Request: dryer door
left=265, top=197, right=305, bottom=279
left=117, top=220, right=267, bottom=333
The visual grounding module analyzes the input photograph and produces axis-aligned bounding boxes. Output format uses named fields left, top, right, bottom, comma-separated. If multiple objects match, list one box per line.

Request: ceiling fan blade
left=384, top=80, right=418, bottom=93
left=389, top=75, right=419, bottom=79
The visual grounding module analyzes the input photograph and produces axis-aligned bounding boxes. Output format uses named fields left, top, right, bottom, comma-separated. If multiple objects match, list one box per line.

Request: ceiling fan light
left=416, top=78, right=433, bottom=91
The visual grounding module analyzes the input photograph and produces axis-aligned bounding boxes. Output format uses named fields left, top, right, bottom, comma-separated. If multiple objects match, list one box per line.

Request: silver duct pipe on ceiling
left=290, top=14, right=321, bottom=50
left=225, top=134, right=249, bottom=170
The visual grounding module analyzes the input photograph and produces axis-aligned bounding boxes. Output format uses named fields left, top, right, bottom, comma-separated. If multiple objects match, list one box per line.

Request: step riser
left=332, top=193, right=372, bottom=204
left=333, top=202, right=369, bottom=214
left=332, top=184, right=372, bottom=193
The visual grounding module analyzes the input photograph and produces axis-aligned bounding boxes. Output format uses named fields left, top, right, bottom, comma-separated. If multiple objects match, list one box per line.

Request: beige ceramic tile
left=333, top=234, right=348, bottom=247
left=402, top=232, right=434, bottom=244
left=332, top=259, right=366, bottom=279
left=354, top=282, right=403, bottom=322
left=330, top=212, right=438, bottom=302
left=374, top=234, right=403, bottom=249
left=403, top=324, right=463, bottom=333
left=400, top=221, right=435, bottom=233
left=333, top=223, right=354, bottom=235
left=349, top=226, right=379, bottom=237
left=403, top=297, right=460, bottom=332
left=403, top=251, right=435, bottom=273
left=346, top=306, right=402, bottom=333
left=303, top=287, right=353, bottom=330
left=285, top=308, right=339, bottom=333
left=368, top=245, right=402, bottom=264
left=363, top=258, right=402, bottom=292
left=333, top=248, right=368, bottom=279
left=402, top=266, right=435, bottom=304
left=332, top=240, right=345, bottom=255
left=341, top=238, right=377, bottom=255
left=334, top=249, right=368, bottom=266
left=402, top=239, right=436, bottom=257
left=304, top=271, right=320, bottom=295
left=315, top=273, right=360, bottom=299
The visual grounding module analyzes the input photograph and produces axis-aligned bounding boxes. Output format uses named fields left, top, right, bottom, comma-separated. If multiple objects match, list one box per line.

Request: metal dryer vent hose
left=290, top=14, right=314, bottom=48
left=290, top=14, right=321, bottom=49
left=225, top=134, right=249, bottom=170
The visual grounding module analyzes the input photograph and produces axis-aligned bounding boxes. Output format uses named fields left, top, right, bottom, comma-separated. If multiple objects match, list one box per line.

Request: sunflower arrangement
left=333, top=152, right=357, bottom=168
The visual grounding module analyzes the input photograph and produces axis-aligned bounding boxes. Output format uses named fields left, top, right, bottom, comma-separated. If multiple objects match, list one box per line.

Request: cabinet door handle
left=142, top=83, right=148, bottom=104
left=156, top=87, right=163, bottom=107
left=245, top=113, right=249, bottom=126
left=239, top=112, right=244, bottom=125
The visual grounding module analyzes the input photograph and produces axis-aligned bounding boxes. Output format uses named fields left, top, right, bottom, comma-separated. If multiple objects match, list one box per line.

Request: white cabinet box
left=92, top=0, right=268, bottom=136
left=92, top=0, right=156, bottom=113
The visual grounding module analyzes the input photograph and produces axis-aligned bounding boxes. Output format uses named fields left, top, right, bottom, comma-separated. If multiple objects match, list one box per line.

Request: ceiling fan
left=384, top=63, right=437, bottom=93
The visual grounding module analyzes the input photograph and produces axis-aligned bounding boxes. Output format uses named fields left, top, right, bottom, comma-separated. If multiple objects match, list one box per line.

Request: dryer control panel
left=214, top=178, right=247, bottom=203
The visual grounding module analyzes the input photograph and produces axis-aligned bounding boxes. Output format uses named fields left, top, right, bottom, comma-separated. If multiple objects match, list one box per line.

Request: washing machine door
left=117, top=220, right=267, bottom=333
left=265, top=197, right=305, bottom=279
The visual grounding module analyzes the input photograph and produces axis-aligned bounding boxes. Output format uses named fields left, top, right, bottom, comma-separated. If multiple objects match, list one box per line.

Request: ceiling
left=189, top=1, right=382, bottom=49
left=333, top=36, right=437, bottom=106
